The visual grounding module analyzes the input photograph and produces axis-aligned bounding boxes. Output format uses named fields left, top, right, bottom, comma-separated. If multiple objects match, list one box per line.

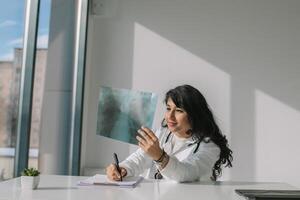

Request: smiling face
left=164, top=98, right=192, bottom=138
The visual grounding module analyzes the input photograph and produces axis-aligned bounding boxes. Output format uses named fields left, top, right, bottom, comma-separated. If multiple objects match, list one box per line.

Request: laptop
left=235, top=189, right=300, bottom=200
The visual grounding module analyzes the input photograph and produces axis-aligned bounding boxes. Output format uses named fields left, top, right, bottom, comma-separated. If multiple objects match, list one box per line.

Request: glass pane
left=28, top=0, right=51, bottom=170
left=0, top=0, right=26, bottom=181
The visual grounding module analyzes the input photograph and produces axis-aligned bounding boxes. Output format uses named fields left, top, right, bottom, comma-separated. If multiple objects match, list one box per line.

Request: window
left=0, top=0, right=51, bottom=180
left=0, top=0, right=26, bottom=180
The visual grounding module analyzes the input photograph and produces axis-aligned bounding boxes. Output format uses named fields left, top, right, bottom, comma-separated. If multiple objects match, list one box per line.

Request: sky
left=0, top=0, right=51, bottom=61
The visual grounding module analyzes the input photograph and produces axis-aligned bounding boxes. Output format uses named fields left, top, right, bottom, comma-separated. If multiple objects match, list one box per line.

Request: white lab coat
left=120, top=127, right=220, bottom=182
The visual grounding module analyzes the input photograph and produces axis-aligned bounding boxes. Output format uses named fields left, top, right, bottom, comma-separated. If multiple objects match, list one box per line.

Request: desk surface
left=0, top=175, right=297, bottom=200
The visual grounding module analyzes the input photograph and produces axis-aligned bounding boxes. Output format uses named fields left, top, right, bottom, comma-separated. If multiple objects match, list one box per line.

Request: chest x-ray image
left=96, top=86, right=158, bottom=145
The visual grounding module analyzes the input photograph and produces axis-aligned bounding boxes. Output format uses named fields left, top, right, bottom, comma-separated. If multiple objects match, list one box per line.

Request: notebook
left=235, top=189, right=300, bottom=200
left=77, top=174, right=143, bottom=188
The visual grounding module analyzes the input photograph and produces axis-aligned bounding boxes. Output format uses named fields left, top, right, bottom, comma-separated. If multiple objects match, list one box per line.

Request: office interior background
left=0, top=0, right=299, bottom=188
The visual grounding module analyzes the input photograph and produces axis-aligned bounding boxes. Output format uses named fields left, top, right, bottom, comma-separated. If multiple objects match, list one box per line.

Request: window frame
left=14, top=0, right=40, bottom=177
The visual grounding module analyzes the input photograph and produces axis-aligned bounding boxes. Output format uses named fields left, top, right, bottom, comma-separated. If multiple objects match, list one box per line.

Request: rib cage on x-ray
left=96, top=86, right=158, bottom=145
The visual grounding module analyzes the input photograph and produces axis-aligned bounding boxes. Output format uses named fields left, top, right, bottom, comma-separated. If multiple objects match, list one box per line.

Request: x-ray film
left=96, top=86, right=158, bottom=145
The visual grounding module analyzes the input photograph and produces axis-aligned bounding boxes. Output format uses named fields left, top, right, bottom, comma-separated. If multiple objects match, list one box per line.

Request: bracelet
left=154, top=150, right=165, bottom=163
left=156, top=153, right=169, bottom=170
left=159, top=153, right=169, bottom=169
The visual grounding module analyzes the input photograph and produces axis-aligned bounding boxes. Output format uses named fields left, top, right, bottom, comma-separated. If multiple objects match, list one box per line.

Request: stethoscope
left=164, top=132, right=201, bottom=154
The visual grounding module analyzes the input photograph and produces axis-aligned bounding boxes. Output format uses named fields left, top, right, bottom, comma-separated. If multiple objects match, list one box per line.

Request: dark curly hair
left=162, top=84, right=233, bottom=180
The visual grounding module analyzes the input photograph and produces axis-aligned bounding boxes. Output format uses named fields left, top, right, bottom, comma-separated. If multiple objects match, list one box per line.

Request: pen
left=113, top=153, right=122, bottom=181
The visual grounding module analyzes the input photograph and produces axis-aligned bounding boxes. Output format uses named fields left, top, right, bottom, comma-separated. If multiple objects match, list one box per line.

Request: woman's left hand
left=136, top=126, right=163, bottom=160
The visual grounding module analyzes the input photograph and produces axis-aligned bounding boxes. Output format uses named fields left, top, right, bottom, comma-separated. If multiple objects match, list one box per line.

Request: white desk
left=0, top=175, right=297, bottom=200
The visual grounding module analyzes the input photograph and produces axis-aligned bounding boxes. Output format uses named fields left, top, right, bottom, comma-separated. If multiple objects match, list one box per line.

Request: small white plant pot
left=21, top=176, right=40, bottom=190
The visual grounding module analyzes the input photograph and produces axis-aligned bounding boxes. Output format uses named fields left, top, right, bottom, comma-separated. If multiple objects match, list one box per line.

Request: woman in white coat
left=106, top=85, right=233, bottom=182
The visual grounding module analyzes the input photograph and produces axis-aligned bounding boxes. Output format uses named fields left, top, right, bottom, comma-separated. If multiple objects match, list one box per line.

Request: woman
left=106, top=85, right=233, bottom=182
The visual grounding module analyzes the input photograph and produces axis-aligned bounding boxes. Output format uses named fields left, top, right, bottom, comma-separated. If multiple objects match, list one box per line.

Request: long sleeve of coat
left=120, top=148, right=152, bottom=177
left=159, top=141, right=220, bottom=182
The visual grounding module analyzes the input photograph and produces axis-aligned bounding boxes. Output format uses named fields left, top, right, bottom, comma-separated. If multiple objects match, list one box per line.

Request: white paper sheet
left=77, top=174, right=143, bottom=188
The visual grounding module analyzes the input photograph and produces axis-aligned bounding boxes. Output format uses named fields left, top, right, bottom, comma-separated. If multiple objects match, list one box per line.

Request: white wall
left=82, top=0, right=300, bottom=187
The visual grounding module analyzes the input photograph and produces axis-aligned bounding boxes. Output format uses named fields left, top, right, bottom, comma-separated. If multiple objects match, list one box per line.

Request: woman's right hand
left=106, top=164, right=127, bottom=181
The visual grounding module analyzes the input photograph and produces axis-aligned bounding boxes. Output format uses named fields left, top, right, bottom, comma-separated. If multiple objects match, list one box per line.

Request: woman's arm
left=159, top=142, right=220, bottom=182
left=120, top=127, right=166, bottom=177
left=119, top=148, right=153, bottom=177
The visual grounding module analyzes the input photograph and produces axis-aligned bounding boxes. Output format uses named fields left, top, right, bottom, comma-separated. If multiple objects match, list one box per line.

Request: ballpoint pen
left=113, top=153, right=122, bottom=181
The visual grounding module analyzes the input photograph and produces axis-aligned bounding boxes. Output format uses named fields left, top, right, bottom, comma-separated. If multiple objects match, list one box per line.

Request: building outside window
left=0, top=0, right=51, bottom=180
